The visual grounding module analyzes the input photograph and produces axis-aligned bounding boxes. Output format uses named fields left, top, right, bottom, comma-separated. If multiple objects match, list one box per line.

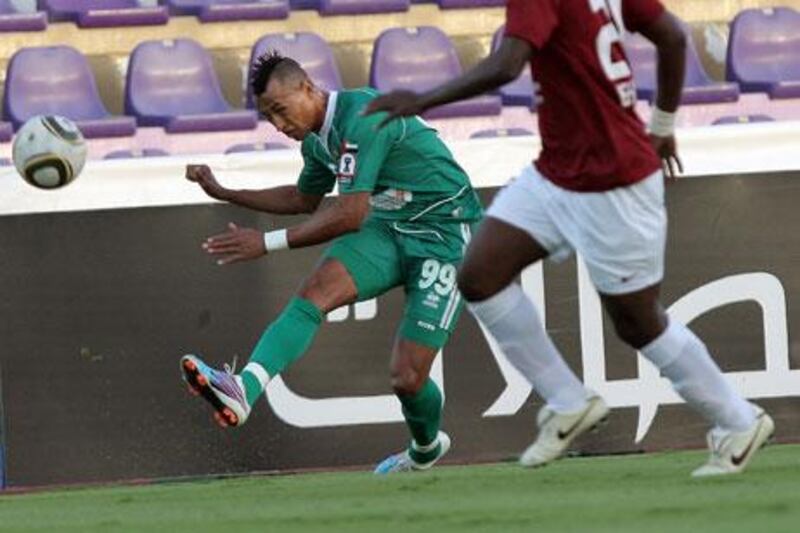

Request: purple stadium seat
left=225, top=142, right=289, bottom=153
left=39, top=0, right=168, bottom=28
left=125, top=39, right=258, bottom=133
left=727, top=8, right=800, bottom=99
left=470, top=127, right=532, bottom=138
left=371, top=27, right=502, bottom=119
left=0, top=157, right=10, bottom=166
left=248, top=32, right=342, bottom=107
left=438, top=0, right=504, bottom=8
left=492, top=26, right=536, bottom=108
left=624, top=31, right=739, bottom=104
left=104, top=148, right=170, bottom=159
left=165, top=0, right=288, bottom=22
left=319, top=0, right=408, bottom=16
left=0, top=121, right=12, bottom=142
left=0, top=1, right=47, bottom=31
left=711, top=114, right=775, bottom=126
left=4, top=46, right=136, bottom=138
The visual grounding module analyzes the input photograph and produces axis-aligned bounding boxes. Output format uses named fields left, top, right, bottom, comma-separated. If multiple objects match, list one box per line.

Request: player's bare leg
left=458, top=217, right=548, bottom=301
left=374, top=338, right=451, bottom=474
left=182, top=259, right=357, bottom=427
left=297, top=258, right=360, bottom=311
left=459, top=217, right=607, bottom=467
left=601, top=284, right=774, bottom=476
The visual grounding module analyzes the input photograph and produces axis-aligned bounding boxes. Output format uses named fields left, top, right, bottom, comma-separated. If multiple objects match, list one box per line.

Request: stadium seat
left=371, top=27, right=502, bottom=119
left=0, top=121, right=12, bottom=142
left=438, top=0, right=505, bottom=8
left=3, top=46, right=136, bottom=138
left=104, top=148, right=171, bottom=159
left=248, top=32, right=343, bottom=107
left=319, top=0, right=409, bottom=16
left=711, top=114, right=775, bottom=125
left=164, top=0, right=289, bottom=22
left=727, top=7, right=800, bottom=99
left=624, top=31, right=739, bottom=104
left=39, top=0, right=168, bottom=28
left=125, top=39, right=258, bottom=133
left=0, top=0, right=47, bottom=31
left=492, top=26, right=536, bottom=108
left=225, top=142, right=290, bottom=153
left=470, top=127, right=532, bottom=138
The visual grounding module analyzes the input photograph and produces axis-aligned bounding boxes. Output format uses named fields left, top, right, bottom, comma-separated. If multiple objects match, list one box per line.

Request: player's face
left=258, top=78, right=319, bottom=141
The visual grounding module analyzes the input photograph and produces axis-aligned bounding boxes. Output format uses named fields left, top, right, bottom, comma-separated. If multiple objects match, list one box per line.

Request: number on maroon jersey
left=588, top=0, right=637, bottom=108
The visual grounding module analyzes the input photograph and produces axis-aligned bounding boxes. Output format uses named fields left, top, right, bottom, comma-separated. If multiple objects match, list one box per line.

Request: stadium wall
left=1, top=123, right=800, bottom=487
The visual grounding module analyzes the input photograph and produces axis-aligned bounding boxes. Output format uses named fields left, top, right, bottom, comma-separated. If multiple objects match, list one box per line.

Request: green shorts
left=323, top=217, right=476, bottom=349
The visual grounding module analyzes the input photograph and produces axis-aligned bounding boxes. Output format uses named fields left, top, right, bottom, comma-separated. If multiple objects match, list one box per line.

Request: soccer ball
left=12, top=115, right=88, bottom=190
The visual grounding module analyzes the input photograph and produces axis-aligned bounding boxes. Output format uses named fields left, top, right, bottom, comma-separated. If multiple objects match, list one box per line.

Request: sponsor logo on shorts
left=423, top=292, right=441, bottom=309
left=416, top=320, right=436, bottom=332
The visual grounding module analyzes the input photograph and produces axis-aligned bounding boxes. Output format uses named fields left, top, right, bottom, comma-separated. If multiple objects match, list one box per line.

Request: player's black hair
left=250, top=50, right=305, bottom=98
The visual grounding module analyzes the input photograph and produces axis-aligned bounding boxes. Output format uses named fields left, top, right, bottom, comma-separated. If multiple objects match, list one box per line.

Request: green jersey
left=297, top=88, right=482, bottom=225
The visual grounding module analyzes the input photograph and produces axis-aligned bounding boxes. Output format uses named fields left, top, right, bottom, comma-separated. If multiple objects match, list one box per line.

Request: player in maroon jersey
left=366, top=0, right=773, bottom=476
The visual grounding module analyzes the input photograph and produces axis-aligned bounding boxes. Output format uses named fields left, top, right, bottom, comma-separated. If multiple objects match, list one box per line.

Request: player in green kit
left=180, top=51, right=482, bottom=474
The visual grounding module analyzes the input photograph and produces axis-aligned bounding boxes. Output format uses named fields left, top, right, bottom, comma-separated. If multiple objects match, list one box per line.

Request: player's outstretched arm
left=203, top=193, right=370, bottom=265
left=364, top=36, right=533, bottom=127
left=638, top=11, right=687, bottom=179
left=186, top=164, right=323, bottom=215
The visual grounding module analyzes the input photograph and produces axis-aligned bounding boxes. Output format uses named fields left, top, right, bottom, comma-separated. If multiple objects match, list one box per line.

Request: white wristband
left=649, top=107, right=676, bottom=137
left=264, top=229, right=289, bottom=252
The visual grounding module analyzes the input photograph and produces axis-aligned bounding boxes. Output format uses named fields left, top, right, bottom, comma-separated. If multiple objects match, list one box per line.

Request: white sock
left=468, top=283, right=589, bottom=413
left=242, top=362, right=271, bottom=388
left=641, top=320, right=756, bottom=432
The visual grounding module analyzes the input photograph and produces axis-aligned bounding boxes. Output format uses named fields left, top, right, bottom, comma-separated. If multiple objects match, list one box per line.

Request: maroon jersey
left=506, top=0, right=664, bottom=192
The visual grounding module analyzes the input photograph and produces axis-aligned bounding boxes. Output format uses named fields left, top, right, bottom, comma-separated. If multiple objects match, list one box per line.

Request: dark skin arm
left=186, top=164, right=323, bottom=215
left=203, top=193, right=371, bottom=265
left=363, top=36, right=534, bottom=127
left=637, top=11, right=687, bottom=180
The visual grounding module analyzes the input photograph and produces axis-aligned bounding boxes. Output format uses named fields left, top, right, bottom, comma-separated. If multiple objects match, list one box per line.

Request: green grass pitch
left=1, top=444, right=798, bottom=533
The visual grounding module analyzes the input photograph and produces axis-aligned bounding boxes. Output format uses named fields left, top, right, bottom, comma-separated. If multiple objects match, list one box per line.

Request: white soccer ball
left=12, top=115, right=88, bottom=190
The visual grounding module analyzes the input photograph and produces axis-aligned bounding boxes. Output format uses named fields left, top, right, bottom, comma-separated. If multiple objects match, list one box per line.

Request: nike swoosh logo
left=731, top=415, right=764, bottom=466
left=557, top=404, right=595, bottom=440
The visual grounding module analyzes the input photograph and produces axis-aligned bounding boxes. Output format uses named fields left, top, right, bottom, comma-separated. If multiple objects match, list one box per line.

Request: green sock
left=240, top=297, right=323, bottom=407
left=399, top=379, right=443, bottom=464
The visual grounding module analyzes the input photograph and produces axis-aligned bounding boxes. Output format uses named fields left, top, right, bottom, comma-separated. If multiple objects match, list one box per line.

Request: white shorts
left=487, top=165, right=667, bottom=295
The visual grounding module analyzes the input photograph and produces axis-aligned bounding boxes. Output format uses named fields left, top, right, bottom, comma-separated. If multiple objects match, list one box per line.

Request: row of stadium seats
left=1, top=27, right=508, bottom=141
left=0, top=0, right=502, bottom=29
left=2, top=7, right=799, bottom=141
